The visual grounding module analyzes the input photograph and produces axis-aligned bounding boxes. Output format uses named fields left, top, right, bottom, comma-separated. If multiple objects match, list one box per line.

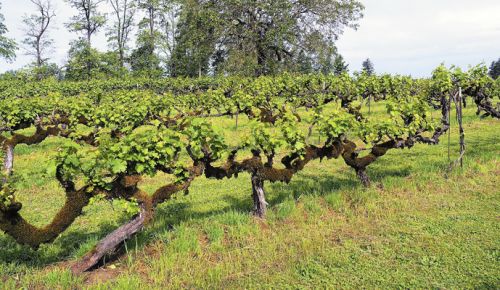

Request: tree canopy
left=489, top=58, right=500, bottom=79
left=0, top=2, right=17, bottom=62
left=208, top=0, right=364, bottom=76
left=1, top=0, right=366, bottom=79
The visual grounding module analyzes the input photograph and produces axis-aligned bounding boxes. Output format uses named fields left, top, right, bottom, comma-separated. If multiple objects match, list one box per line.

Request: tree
left=295, top=50, right=314, bottom=74
left=28, top=62, right=61, bottom=79
left=65, top=39, right=123, bottom=80
left=0, top=2, right=17, bottom=61
left=129, top=42, right=162, bottom=76
left=65, top=0, right=107, bottom=78
left=158, top=0, right=181, bottom=64
left=4, top=62, right=62, bottom=81
left=107, top=0, right=136, bottom=68
left=169, top=0, right=217, bottom=77
left=489, top=58, right=500, bottom=79
left=130, top=0, right=163, bottom=75
left=333, top=54, right=349, bottom=75
left=22, top=0, right=55, bottom=76
left=285, top=31, right=338, bottom=74
left=210, top=0, right=364, bottom=76
left=66, top=0, right=106, bottom=46
left=65, top=40, right=100, bottom=80
left=319, top=53, right=334, bottom=74
left=362, top=58, right=374, bottom=75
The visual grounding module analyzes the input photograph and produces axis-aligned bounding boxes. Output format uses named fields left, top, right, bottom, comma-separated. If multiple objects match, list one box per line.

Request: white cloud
left=336, top=0, right=500, bottom=76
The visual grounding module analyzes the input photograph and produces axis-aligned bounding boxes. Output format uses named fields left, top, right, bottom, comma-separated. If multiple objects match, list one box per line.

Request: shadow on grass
left=2, top=115, right=497, bottom=277
left=0, top=221, right=122, bottom=268
left=0, top=140, right=487, bottom=272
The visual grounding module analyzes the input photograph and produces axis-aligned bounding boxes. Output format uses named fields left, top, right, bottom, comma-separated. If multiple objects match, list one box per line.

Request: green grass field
left=1, top=102, right=499, bottom=289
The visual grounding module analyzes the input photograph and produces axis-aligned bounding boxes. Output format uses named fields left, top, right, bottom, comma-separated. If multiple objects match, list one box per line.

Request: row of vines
left=0, top=64, right=498, bottom=273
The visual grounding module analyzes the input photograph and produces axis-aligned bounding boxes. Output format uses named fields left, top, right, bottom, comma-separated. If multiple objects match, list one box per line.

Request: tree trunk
left=2, top=143, right=14, bottom=179
left=86, top=34, right=92, bottom=80
left=149, top=5, right=155, bottom=73
left=36, top=41, right=42, bottom=67
left=356, top=169, right=370, bottom=187
left=70, top=204, right=147, bottom=274
left=119, top=47, right=124, bottom=69
left=255, top=42, right=266, bottom=76
left=251, top=173, right=267, bottom=218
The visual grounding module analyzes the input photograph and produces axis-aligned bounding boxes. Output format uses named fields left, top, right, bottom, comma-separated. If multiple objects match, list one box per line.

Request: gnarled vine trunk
left=356, top=169, right=370, bottom=187
left=2, top=143, right=14, bottom=179
left=70, top=204, right=147, bottom=274
left=251, top=173, right=267, bottom=218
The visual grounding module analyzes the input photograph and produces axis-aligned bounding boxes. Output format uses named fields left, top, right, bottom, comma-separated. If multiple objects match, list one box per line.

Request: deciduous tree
left=107, top=0, right=136, bottom=68
left=211, top=0, right=364, bottom=76
left=65, top=0, right=107, bottom=78
left=65, top=39, right=123, bottom=80
left=158, top=0, right=181, bottom=64
left=22, top=0, right=55, bottom=73
left=0, top=2, right=17, bottom=61
left=130, top=0, right=163, bottom=75
left=66, top=0, right=106, bottom=46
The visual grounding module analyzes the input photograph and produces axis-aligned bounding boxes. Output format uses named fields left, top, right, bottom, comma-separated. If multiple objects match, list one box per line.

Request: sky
left=336, top=0, right=500, bottom=76
left=0, top=0, right=499, bottom=77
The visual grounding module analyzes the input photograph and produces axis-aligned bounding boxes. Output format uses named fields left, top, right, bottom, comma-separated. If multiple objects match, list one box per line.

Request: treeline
left=0, top=0, right=366, bottom=80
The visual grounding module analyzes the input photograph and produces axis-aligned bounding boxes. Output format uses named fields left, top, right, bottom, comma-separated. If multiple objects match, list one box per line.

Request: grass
left=0, top=102, right=499, bottom=288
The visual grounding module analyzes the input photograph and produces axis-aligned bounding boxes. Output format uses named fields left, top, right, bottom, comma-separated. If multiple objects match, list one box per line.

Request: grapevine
left=0, top=64, right=498, bottom=273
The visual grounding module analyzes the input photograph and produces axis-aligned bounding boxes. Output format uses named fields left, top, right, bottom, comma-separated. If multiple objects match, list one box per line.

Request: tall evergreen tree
left=489, top=58, right=500, bottom=79
left=319, top=51, right=335, bottom=75
left=333, top=54, right=349, bottom=75
left=362, top=58, right=374, bottom=75
left=296, top=50, right=314, bottom=74
left=129, top=42, right=162, bottom=76
left=169, top=0, right=217, bottom=77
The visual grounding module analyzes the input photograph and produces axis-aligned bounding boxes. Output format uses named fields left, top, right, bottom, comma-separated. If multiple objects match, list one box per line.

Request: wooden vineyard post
left=457, top=87, right=465, bottom=168
left=446, top=87, right=466, bottom=174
